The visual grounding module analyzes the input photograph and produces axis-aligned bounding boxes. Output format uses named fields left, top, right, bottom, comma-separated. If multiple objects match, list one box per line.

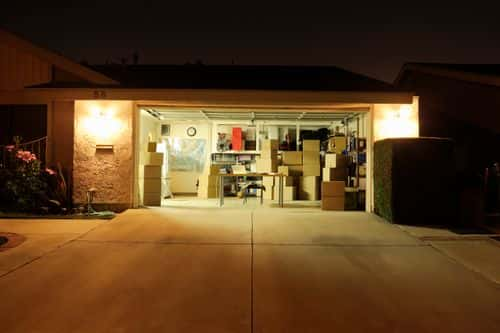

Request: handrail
left=0, top=136, right=48, bottom=148
left=0, top=136, right=48, bottom=167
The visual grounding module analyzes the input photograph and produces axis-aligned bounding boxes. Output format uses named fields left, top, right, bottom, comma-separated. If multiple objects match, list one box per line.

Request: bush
left=374, top=137, right=458, bottom=225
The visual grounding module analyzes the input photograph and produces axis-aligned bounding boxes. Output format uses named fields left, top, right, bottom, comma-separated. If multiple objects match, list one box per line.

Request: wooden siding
left=0, top=41, right=52, bottom=91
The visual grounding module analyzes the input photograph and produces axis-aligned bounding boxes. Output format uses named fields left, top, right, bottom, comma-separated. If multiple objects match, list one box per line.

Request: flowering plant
left=0, top=143, right=69, bottom=213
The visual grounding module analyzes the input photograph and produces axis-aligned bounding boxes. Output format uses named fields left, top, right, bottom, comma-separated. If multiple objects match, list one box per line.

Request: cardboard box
left=303, top=164, right=320, bottom=176
left=144, top=179, right=162, bottom=193
left=321, top=196, right=345, bottom=210
left=288, top=165, right=303, bottom=176
left=359, top=177, right=366, bottom=190
left=143, top=192, right=161, bottom=206
left=199, top=175, right=219, bottom=189
left=282, top=151, right=303, bottom=165
left=322, top=181, right=345, bottom=197
left=274, top=186, right=296, bottom=201
left=278, top=166, right=289, bottom=176
left=146, top=152, right=164, bottom=165
left=147, top=142, right=157, bottom=152
left=303, top=151, right=320, bottom=164
left=324, top=154, right=347, bottom=168
left=261, top=148, right=278, bottom=160
left=298, top=176, right=320, bottom=200
left=144, top=165, right=162, bottom=178
left=328, top=137, right=347, bottom=153
left=282, top=176, right=296, bottom=186
left=256, top=158, right=277, bottom=172
left=303, top=140, right=320, bottom=151
left=197, top=186, right=218, bottom=199
left=261, top=139, right=279, bottom=151
left=322, top=167, right=347, bottom=181
left=262, top=186, right=274, bottom=200
left=359, top=165, right=366, bottom=177
left=204, top=164, right=221, bottom=175
left=262, top=176, right=275, bottom=187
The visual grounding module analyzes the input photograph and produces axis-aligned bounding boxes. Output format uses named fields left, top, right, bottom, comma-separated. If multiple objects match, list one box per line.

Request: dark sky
left=2, top=1, right=500, bottom=82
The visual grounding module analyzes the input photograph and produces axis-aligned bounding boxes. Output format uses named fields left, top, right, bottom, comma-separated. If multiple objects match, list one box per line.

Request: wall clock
left=186, top=126, right=197, bottom=137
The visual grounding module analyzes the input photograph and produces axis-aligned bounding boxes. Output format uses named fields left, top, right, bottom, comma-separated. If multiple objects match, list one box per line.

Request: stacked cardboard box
left=327, top=136, right=347, bottom=154
left=298, top=176, right=320, bottom=200
left=143, top=142, right=163, bottom=206
left=323, top=153, right=348, bottom=182
left=302, top=140, right=320, bottom=176
left=274, top=185, right=297, bottom=201
left=261, top=176, right=275, bottom=200
left=198, top=164, right=220, bottom=198
left=257, top=139, right=278, bottom=172
left=321, top=181, right=345, bottom=210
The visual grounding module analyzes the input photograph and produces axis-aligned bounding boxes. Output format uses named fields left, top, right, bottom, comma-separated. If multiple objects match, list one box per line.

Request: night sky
left=2, top=1, right=500, bottom=83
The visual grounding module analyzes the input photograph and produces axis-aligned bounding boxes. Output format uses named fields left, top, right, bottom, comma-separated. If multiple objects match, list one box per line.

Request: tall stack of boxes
left=321, top=181, right=345, bottom=210
left=143, top=142, right=163, bottom=206
left=298, top=140, right=320, bottom=200
left=277, top=149, right=301, bottom=201
left=197, top=165, right=220, bottom=199
left=257, top=139, right=278, bottom=200
left=323, top=154, right=347, bottom=182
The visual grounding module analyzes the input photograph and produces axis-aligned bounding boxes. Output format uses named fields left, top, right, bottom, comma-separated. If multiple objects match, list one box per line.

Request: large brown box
left=274, top=186, right=296, bottom=201
left=282, top=151, right=303, bottom=165
left=143, top=179, right=162, bottom=193
left=303, top=151, right=320, bottom=164
left=322, top=167, right=347, bottom=181
left=144, top=165, right=162, bottom=178
left=321, top=196, right=345, bottom=210
left=146, top=152, right=164, bottom=165
left=262, top=186, right=274, bottom=200
left=199, top=175, right=219, bottom=189
left=143, top=192, right=161, bottom=206
left=262, top=176, right=275, bottom=187
left=204, top=164, right=221, bottom=175
left=147, top=142, right=157, bottom=152
left=287, top=165, right=303, bottom=176
left=328, top=137, right=347, bottom=153
left=303, top=140, right=320, bottom=151
left=261, top=148, right=278, bottom=160
left=197, top=186, right=218, bottom=199
left=256, top=158, right=278, bottom=172
left=303, top=164, right=320, bottom=176
left=261, top=139, right=279, bottom=151
left=324, top=154, right=347, bottom=168
left=298, top=176, right=320, bottom=200
left=322, top=181, right=345, bottom=197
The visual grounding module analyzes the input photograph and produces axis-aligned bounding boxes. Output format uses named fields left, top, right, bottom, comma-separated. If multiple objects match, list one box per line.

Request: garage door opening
left=135, top=106, right=370, bottom=211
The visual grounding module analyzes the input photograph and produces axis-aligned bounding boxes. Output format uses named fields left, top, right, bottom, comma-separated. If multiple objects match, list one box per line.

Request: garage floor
left=0, top=205, right=499, bottom=332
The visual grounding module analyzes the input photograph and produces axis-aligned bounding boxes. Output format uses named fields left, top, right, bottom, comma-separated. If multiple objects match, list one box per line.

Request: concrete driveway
left=0, top=205, right=499, bottom=332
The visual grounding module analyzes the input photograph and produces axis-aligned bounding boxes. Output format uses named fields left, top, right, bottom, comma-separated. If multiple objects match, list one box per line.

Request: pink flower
left=5, top=145, right=14, bottom=152
left=45, top=168, right=56, bottom=175
left=16, top=150, right=37, bottom=163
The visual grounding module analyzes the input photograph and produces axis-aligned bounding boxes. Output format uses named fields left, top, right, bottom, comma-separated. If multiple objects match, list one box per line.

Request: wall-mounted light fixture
left=83, top=104, right=123, bottom=148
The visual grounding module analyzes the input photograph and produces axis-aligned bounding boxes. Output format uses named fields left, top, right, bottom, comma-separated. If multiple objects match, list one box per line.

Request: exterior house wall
left=73, top=100, right=134, bottom=210
left=397, top=70, right=500, bottom=172
left=0, top=41, right=52, bottom=91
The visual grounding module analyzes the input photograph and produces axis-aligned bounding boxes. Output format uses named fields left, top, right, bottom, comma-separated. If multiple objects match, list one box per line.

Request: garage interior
left=136, top=106, right=370, bottom=211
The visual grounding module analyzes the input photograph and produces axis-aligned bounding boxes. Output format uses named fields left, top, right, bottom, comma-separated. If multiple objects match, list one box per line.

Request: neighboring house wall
left=73, top=100, right=134, bottom=210
left=0, top=41, right=52, bottom=91
left=397, top=71, right=500, bottom=172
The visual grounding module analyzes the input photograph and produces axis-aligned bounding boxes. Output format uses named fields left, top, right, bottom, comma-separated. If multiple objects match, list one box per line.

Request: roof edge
left=0, top=28, right=119, bottom=86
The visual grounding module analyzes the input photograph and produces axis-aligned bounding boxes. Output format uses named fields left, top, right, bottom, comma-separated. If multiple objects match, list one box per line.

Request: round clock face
left=187, top=126, right=197, bottom=137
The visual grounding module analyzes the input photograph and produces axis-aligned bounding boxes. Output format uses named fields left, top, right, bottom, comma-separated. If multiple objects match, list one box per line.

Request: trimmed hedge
left=374, top=137, right=458, bottom=225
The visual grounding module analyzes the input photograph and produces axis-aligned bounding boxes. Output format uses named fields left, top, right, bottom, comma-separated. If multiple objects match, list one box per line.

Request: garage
left=136, top=105, right=370, bottom=211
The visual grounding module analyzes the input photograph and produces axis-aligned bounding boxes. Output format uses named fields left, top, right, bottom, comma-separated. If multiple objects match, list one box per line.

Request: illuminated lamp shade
left=82, top=105, right=123, bottom=147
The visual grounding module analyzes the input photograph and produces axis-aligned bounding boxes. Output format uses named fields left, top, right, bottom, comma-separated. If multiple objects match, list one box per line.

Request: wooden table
left=217, top=173, right=285, bottom=207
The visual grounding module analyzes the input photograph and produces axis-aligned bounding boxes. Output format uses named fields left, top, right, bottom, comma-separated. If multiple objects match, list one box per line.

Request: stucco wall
left=73, top=100, right=134, bottom=208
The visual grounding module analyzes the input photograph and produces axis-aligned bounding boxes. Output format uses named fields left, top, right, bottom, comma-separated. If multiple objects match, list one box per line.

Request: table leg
left=219, top=175, right=224, bottom=207
left=279, top=175, right=284, bottom=208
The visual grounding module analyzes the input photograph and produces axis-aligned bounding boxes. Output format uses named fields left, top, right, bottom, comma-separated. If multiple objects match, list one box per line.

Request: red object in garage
left=232, top=127, right=243, bottom=150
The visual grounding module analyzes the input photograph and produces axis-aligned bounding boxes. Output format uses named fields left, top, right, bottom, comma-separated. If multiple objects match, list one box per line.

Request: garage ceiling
left=143, top=107, right=369, bottom=122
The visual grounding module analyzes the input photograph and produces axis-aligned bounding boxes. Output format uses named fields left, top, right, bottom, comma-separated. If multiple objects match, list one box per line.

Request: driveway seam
left=0, top=222, right=104, bottom=279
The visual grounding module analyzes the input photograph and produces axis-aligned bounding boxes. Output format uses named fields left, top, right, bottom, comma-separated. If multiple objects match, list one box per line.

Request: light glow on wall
left=82, top=104, right=123, bottom=143
left=373, top=101, right=419, bottom=141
